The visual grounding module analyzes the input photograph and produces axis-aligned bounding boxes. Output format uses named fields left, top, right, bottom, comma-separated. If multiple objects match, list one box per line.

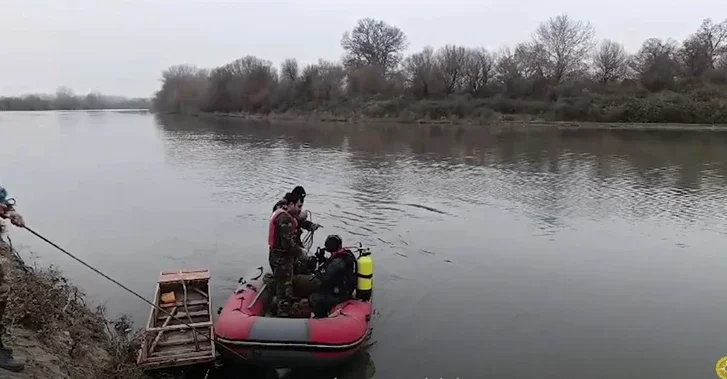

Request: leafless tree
left=592, top=39, right=629, bottom=82
left=280, top=59, right=299, bottom=82
left=533, top=13, right=596, bottom=83
left=462, top=48, right=495, bottom=96
left=680, top=36, right=712, bottom=76
left=495, top=47, right=524, bottom=84
left=301, top=59, right=345, bottom=101
left=436, top=44, right=468, bottom=94
left=695, top=18, right=727, bottom=67
left=403, top=46, right=438, bottom=98
left=514, top=42, right=547, bottom=80
left=346, top=65, right=390, bottom=96
left=678, top=18, right=727, bottom=76
left=341, top=18, right=408, bottom=74
left=153, top=65, right=210, bottom=113
left=718, top=51, right=727, bottom=71
left=630, top=38, right=680, bottom=90
left=206, top=56, right=278, bottom=113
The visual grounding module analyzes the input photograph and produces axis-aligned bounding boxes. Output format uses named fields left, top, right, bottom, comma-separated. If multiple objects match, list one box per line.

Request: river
left=1, top=110, right=727, bottom=379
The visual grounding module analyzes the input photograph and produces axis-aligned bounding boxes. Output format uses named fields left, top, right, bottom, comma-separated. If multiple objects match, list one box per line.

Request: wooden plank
left=142, top=353, right=214, bottom=367
left=146, top=284, right=161, bottom=330
left=149, top=306, right=178, bottom=354
left=145, top=321, right=212, bottom=332
left=143, top=351, right=214, bottom=365
left=160, top=299, right=208, bottom=308
left=157, top=309, right=208, bottom=321
left=148, top=344, right=214, bottom=358
left=157, top=333, right=212, bottom=348
left=158, top=269, right=210, bottom=283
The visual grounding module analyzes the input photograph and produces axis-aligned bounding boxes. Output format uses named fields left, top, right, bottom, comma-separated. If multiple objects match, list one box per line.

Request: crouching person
left=307, top=235, right=357, bottom=318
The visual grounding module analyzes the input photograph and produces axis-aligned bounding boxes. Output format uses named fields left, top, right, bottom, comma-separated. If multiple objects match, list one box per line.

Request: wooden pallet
left=136, top=268, right=216, bottom=371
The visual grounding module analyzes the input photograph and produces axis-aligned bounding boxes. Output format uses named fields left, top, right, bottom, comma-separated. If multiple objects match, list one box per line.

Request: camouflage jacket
left=271, top=211, right=305, bottom=256
left=272, top=200, right=315, bottom=231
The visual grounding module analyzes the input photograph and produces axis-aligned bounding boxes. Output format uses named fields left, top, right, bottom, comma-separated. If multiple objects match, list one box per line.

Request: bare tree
left=154, top=64, right=210, bottom=113
left=403, top=46, right=438, bottom=98
left=718, top=51, right=727, bottom=72
left=630, top=38, right=680, bottom=90
left=495, top=47, right=524, bottom=84
left=341, top=18, right=408, bottom=74
left=346, top=65, right=390, bottom=96
left=680, top=36, right=711, bottom=76
left=436, top=44, right=468, bottom=94
left=695, top=18, right=727, bottom=67
left=515, top=42, right=547, bottom=79
left=301, top=59, right=346, bottom=101
left=533, top=13, right=596, bottom=83
left=280, top=59, right=299, bottom=82
left=593, top=39, right=628, bottom=82
left=462, top=48, right=495, bottom=96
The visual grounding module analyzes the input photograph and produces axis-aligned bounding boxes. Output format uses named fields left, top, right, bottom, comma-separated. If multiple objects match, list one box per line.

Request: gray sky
left=1, top=0, right=726, bottom=98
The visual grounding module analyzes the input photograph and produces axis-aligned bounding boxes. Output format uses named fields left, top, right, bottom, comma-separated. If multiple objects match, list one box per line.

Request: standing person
left=0, top=187, right=25, bottom=373
left=272, top=186, right=307, bottom=213
left=271, top=185, right=321, bottom=263
left=268, top=192, right=307, bottom=317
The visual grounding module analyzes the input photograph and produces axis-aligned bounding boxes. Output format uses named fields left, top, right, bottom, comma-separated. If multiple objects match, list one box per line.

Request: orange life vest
left=268, top=208, right=298, bottom=249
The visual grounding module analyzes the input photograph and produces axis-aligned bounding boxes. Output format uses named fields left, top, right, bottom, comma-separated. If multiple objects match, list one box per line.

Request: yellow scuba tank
left=356, top=248, right=373, bottom=301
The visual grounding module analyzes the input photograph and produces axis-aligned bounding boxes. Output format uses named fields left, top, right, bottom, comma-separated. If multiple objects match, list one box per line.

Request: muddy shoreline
left=174, top=111, right=727, bottom=132
left=0, top=238, right=148, bottom=379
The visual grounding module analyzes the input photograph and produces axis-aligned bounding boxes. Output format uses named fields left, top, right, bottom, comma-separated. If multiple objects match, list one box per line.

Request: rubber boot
left=0, top=340, right=23, bottom=373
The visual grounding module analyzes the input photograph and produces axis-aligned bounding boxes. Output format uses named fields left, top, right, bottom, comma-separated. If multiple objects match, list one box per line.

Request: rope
left=301, top=210, right=315, bottom=252
left=20, top=225, right=249, bottom=363
left=4, top=235, right=29, bottom=273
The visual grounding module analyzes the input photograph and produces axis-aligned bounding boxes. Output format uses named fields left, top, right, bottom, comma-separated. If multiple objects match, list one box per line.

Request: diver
left=307, top=235, right=358, bottom=318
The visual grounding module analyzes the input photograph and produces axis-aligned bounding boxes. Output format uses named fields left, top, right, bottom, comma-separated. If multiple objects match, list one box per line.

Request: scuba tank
left=356, top=247, right=373, bottom=301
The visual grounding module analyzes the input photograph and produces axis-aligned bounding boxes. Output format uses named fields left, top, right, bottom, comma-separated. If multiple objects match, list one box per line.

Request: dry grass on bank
left=0, top=239, right=154, bottom=379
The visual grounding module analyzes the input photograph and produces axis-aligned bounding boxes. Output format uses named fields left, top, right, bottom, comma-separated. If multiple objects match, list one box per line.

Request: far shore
left=0, top=108, right=150, bottom=112
left=164, top=111, right=727, bottom=132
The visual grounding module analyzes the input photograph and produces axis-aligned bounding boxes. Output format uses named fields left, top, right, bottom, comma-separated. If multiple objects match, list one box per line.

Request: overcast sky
left=1, top=0, right=726, bottom=98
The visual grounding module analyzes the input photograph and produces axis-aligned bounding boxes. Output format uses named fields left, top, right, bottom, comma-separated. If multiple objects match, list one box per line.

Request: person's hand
left=311, top=223, right=322, bottom=231
left=6, top=211, right=24, bottom=227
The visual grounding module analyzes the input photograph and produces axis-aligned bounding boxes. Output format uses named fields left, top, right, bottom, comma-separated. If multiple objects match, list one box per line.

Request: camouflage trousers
left=0, top=262, right=8, bottom=337
left=269, top=251, right=296, bottom=317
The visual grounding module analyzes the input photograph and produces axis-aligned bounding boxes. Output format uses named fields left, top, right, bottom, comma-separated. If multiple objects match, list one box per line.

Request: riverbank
left=175, top=107, right=727, bottom=131
left=0, top=238, right=149, bottom=379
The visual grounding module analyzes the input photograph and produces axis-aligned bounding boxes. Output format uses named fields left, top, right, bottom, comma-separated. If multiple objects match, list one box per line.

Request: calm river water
left=1, top=110, right=727, bottom=379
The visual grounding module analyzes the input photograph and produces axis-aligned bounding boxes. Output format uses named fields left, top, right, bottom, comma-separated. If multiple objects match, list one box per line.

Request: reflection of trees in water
left=344, top=125, right=405, bottom=210
left=155, top=114, right=727, bottom=227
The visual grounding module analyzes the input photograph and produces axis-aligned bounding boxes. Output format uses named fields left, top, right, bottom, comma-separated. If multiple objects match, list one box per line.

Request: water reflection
left=155, top=115, right=727, bottom=236
left=4, top=111, right=727, bottom=379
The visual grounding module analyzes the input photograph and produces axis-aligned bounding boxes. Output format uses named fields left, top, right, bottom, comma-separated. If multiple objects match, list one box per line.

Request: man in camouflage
left=0, top=186, right=26, bottom=372
left=269, top=192, right=308, bottom=317
left=272, top=186, right=320, bottom=275
left=273, top=186, right=321, bottom=256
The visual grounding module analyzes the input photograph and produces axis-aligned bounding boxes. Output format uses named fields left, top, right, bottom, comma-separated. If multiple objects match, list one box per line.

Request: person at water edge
left=306, top=235, right=357, bottom=318
left=0, top=188, right=26, bottom=373
left=268, top=192, right=308, bottom=317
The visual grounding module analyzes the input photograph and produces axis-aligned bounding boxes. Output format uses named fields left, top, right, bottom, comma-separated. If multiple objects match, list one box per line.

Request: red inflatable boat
left=214, top=265, right=373, bottom=368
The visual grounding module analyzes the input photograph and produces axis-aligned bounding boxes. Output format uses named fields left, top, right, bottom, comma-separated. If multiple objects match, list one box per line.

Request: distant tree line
left=0, top=87, right=151, bottom=111
left=153, top=15, right=727, bottom=124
